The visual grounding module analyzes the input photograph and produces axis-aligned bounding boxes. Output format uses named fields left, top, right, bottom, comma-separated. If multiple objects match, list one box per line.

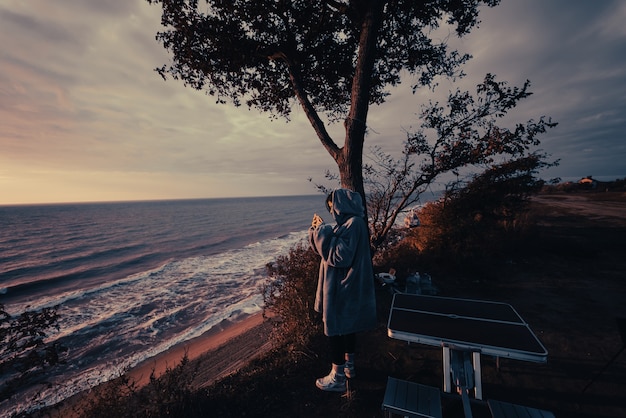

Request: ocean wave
left=2, top=229, right=308, bottom=416
left=0, top=197, right=321, bottom=416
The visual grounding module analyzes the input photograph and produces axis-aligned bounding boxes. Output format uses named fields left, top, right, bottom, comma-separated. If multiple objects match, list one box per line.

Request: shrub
left=372, top=229, right=423, bottom=279
left=262, top=243, right=323, bottom=353
left=0, top=303, right=67, bottom=404
left=74, top=354, right=201, bottom=418
left=74, top=371, right=139, bottom=418
left=409, top=157, right=544, bottom=269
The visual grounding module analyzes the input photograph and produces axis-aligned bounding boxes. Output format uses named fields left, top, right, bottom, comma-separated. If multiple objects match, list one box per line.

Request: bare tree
left=334, top=74, right=557, bottom=249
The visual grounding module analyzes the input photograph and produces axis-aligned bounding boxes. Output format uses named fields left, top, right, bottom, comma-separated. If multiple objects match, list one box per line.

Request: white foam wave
left=2, top=230, right=308, bottom=417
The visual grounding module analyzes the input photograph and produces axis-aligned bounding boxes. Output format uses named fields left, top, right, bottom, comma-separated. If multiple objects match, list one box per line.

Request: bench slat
left=488, top=399, right=555, bottom=418
left=382, top=377, right=443, bottom=418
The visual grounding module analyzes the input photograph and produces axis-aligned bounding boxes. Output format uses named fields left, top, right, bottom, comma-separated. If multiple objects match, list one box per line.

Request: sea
left=0, top=195, right=329, bottom=416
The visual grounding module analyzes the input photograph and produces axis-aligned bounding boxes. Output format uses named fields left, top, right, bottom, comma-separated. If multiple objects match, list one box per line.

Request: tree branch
left=347, top=0, right=383, bottom=132
left=277, top=53, right=341, bottom=161
left=324, top=0, right=349, bottom=14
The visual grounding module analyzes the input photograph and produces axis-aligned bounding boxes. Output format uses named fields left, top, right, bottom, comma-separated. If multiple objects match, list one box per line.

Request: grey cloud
left=0, top=8, right=80, bottom=46
left=1, top=0, right=625, bottom=204
left=52, top=0, right=140, bottom=18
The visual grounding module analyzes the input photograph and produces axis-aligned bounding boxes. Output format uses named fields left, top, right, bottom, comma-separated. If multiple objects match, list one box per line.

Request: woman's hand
left=311, top=213, right=324, bottom=228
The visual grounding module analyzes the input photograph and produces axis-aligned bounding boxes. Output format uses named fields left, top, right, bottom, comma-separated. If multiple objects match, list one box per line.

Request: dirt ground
left=47, top=191, right=626, bottom=418
left=422, top=192, right=626, bottom=417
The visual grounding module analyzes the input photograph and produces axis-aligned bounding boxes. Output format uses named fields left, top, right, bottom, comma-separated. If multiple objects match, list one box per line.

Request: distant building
left=578, top=176, right=598, bottom=188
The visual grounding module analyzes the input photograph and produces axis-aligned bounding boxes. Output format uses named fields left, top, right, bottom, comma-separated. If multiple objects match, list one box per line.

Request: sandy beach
left=127, top=312, right=271, bottom=388
left=44, top=312, right=273, bottom=417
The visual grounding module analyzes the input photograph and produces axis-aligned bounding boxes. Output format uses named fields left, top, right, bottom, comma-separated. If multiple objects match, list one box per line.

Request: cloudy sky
left=1, top=0, right=625, bottom=205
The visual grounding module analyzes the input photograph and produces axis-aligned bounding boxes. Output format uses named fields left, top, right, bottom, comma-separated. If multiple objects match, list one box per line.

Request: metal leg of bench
left=443, top=346, right=452, bottom=394
left=444, top=347, right=483, bottom=400
left=472, top=351, right=482, bottom=400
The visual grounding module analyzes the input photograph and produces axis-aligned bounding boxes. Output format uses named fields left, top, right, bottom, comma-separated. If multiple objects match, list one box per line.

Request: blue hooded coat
left=308, top=189, right=377, bottom=336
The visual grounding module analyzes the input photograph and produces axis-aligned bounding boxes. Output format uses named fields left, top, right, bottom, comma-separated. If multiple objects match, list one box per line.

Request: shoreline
left=128, top=312, right=266, bottom=387
left=44, top=312, right=272, bottom=417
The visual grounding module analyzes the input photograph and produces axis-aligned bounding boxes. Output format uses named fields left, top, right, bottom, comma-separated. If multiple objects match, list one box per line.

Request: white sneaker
left=315, top=365, right=346, bottom=392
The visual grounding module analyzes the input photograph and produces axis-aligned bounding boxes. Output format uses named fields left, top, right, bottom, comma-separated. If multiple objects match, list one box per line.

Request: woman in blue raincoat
left=309, top=188, right=377, bottom=392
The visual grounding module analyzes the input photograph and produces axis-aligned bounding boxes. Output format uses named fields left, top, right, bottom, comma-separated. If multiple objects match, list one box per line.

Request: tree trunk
left=340, top=0, right=384, bottom=205
left=287, top=0, right=383, bottom=213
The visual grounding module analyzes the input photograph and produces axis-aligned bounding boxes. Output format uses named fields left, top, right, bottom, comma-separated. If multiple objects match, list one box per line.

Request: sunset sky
left=1, top=0, right=625, bottom=205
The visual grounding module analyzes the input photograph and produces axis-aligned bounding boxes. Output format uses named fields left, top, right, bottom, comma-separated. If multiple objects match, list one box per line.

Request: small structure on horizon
left=579, top=176, right=598, bottom=189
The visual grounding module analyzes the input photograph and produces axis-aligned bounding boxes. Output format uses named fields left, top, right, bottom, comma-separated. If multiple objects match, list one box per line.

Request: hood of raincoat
left=328, top=189, right=365, bottom=226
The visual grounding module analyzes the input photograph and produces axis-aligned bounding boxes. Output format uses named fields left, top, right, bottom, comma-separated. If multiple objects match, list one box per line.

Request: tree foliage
left=261, top=243, right=322, bottom=352
left=0, top=304, right=66, bottom=402
left=364, top=74, right=558, bottom=249
left=410, top=153, right=554, bottom=265
left=147, top=0, right=500, bottom=197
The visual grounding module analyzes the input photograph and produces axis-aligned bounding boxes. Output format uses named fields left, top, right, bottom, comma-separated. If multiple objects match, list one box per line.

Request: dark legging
left=328, top=333, right=356, bottom=365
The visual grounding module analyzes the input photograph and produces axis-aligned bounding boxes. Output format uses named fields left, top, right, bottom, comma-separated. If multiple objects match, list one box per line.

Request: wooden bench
left=382, top=376, right=442, bottom=418
left=488, top=399, right=555, bottom=418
